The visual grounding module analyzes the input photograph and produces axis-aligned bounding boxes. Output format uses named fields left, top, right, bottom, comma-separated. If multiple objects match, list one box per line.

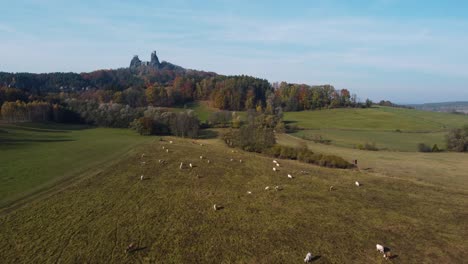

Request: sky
left=0, top=0, right=467, bottom=104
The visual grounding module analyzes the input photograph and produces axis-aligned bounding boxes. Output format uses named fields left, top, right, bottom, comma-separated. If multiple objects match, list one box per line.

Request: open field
left=0, top=134, right=466, bottom=263
left=284, top=106, right=468, bottom=151
left=0, top=123, right=153, bottom=207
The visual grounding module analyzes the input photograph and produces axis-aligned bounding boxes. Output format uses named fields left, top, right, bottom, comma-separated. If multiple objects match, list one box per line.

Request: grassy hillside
left=166, top=101, right=217, bottom=122
left=0, top=135, right=466, bottom=263
left=284, top=106, right=468, bottom=151
left=0, top=123, right=152, bottom=207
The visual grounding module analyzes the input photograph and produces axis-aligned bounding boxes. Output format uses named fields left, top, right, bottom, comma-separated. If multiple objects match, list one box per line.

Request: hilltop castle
left=129, top=51, right=160, bottom=69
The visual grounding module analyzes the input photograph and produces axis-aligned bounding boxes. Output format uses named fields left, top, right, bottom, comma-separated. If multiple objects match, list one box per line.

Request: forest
left=0, top=62, right=375, bottom=140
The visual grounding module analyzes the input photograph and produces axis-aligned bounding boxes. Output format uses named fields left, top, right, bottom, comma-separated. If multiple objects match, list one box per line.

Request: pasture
left=0, top=135, right=466, bottom=263
left=0, top=123, right=152, bottom=207
left=167, top=101, right=217, bottom=122
left=284, top=106, right=468, bottom=151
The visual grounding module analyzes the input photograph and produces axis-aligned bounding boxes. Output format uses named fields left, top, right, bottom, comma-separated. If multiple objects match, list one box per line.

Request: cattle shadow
left=127, top=246, right=147, bottom=253
left=310, top=255, right=321, bottom=262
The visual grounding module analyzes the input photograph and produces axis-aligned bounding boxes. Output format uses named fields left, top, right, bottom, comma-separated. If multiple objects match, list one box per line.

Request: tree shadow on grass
left=0, top=138, right=75, bottom=148
left=283, top=120, right=298, bottom=125
left=198, top=129, right=219, bottom=139
left=11, top=123, right=91, bottom=133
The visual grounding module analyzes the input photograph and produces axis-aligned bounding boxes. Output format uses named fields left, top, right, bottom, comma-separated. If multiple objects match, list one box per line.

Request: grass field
left=0, top=134, right=466, bottom=263
left=0, top=123, right=153, bottom=207
left=166, top=101, right=217, bottom=122
left=284, top=106, right=468, bottom=151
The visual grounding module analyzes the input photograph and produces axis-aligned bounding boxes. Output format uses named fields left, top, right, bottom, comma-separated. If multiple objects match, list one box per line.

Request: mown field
left=0, top=134, right=466, bottom=263
left=0, top=123, right=152, bottom=207
left=284, top=106, right=468, bottom=151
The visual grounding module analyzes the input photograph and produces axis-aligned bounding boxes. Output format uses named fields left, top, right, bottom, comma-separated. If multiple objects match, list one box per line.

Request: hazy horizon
left=1, top=0, right=467, bottom=103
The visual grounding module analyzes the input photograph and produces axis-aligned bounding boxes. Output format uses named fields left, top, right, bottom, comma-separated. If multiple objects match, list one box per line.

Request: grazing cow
left=247, top=191, right=252, bottom=194
left=355, top=181, right=360, bottom=187
left=273, top=167, right=277, bottom=172
left=239, top=159, right=243, bottom=163
left=304, top=252, right=313, bottom=263
left=200, top=155, right=203, bottom=159
left=275, top=185, right=282, bottom=191
left=169, top=141, right=173, bottom=144
left=230, top=158, right=234, bottom=162
left=288, top=174, right=293, bottom=179
left=207, top=160, right=211, bottom=164
left=189, top=163, right=193, bottom=168
left=376, top=244, right=384, bottom=254
left=162, top=146, right=165, bottom=149
left=180, top=162, right=184, bottom=169
left=166, top=149, right=169, bottom=153
left=140, top=175, right=144, bottom=181
left=265, top=186, right=270, bottom=190
left=273, top=160, right=278, bottom=164
left=213, top=204, right=221, bottom=211
left=329, top=186, right=335, bottom=191
left=141, top=153, right=145, bottom=158
left=276, top=163, right=280, bottom=167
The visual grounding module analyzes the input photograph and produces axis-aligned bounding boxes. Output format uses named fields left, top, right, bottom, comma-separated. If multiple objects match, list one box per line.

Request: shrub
left=432, top=144, right=440, bottom=152
left=357, top=142, right=378, bottom=151
left=446, top=126, right=468, bottom=152
left=417, top=143, right=432, bottom=152
left=263, top=144, right=353, bottom=169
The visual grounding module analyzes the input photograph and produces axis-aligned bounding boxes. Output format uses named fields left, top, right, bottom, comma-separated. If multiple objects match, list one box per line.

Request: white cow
left=376, top=244, right=384, bottom=254
left=304, top=252, right=313, bottom=263
left=273, top=160, right=278, bottom=164
left=355, top=181, right=360, bottom=187
left=189, top=163, right=193, bottom=168
left=288, top=174, right=293, bottom=179
left=140, top=175, right=144, bottom=181
left=180, top=162, right=184, bottom=169
left=265, top=186, right=270, bottom=190
left=169, top=140, right=173, bottom=144
left=273, top=167, right=277, bottom=172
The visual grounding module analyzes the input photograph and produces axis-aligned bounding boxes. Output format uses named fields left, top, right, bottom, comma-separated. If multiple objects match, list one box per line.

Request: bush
left=432, top=144, right=440, bottom=152
left=357, top=142, right=378, bottom=151
left=446, top=126, right=468, bottom=152
left=417, top=143, right=432, bottom=152
left=263, top=144, right=353, bottom=169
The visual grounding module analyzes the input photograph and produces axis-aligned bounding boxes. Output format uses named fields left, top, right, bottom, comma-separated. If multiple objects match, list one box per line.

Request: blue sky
left=1, top=0, right=467, bottom=103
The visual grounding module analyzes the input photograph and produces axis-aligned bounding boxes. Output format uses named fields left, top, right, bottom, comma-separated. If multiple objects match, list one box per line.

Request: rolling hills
left=0, top=135, right=466, bottom=263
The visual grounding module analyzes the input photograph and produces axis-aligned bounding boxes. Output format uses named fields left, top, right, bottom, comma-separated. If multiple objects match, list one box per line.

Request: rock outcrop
left=129, top=55, right=142, bottom=69
left=129, top=51, right=184, bottom=72
left=149, top=51, right=160, bottom=68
